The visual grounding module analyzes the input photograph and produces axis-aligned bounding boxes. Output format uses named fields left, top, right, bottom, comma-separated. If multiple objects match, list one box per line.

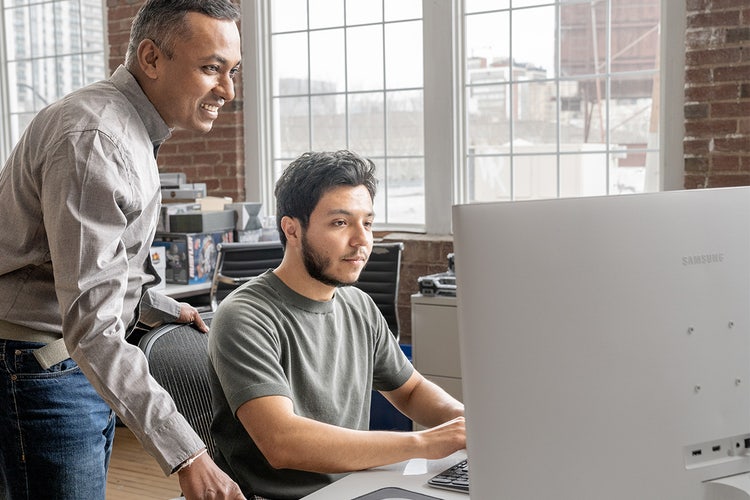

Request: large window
left=266, top=0, right=424, bottom=228
left=0, top=0, right=106, bottom=162
left=463, top=0, right=660, bottom=203
left=246, top=1, right=682, bottom=233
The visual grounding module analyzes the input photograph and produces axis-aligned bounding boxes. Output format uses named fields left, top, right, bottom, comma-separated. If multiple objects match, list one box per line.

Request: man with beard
left=208, top=150, right=466, bottom=500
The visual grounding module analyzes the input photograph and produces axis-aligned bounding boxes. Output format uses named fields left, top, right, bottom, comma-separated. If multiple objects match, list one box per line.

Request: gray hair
left=125, top=0, right=240, bottom=69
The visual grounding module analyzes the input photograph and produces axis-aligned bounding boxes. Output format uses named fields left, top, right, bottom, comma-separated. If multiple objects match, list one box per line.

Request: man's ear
left=280, top=216, right=300, bottom=246
left=137, top=39, right=161, bottom=80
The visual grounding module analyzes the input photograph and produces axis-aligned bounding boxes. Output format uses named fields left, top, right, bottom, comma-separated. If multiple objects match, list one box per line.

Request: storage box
left=149, top=246, right=166, bottom=290
left=161, top=183, right=206, bottom=202
left=198, top=196, right=233, bottom=211
left=169, top=210, right=235, bottom=233
left=157, top=202, right=202, bottom=232
left=224, top=202, right=263, bottom=231
left=152, top=230, right=233, bottom=284
left=159, top=172, right=187, bottom=187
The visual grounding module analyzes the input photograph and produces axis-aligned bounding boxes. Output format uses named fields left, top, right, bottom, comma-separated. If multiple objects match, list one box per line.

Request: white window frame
left=242, top=0, right=684, bottom=235
left=0, top=5, right=10, bottom=162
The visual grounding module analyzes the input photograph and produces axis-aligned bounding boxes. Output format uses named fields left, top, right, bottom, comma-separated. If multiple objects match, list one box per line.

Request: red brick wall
left=107, top=0, right=245, bottom=201
left=684, top=1, right=750, bottom=189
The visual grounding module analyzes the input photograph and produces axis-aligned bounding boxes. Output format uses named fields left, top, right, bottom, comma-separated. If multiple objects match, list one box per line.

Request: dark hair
left=274, top=150, right=378, bottom=247
left=125, top=0, right=240, bottom=69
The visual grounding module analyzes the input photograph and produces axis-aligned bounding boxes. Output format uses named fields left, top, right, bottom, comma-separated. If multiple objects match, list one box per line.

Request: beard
left=301, top=230, right=359, bottom=288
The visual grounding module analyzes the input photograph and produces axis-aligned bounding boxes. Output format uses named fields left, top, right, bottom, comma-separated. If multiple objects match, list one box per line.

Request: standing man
left=209, top=150, right=466, bottom=499
left=0, top=1, right=245, bottom=499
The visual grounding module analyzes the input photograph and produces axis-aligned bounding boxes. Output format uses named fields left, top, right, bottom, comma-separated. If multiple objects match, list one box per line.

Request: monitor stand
left=707, top=473, right=750, bottom=499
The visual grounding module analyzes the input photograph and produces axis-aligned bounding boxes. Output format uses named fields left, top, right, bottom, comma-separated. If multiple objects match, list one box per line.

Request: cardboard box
left=149, top=246, right=166, bottom=290
left=152, top=230, right=233, bottom=284
left=169, top=210, right=235, bottom=233
left=198, top=196, right=233, bottom=211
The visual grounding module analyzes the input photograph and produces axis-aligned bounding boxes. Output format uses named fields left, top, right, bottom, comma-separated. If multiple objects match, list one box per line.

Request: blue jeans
left=0, top=340, right=115, bottom=500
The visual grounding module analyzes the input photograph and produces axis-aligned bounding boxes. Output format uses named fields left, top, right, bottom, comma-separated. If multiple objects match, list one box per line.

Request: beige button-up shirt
left=0, top=65, right=203, bottom=474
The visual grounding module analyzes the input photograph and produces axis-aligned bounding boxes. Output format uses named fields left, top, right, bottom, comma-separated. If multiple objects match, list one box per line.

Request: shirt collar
left=110, top=65, right=172, bottom=149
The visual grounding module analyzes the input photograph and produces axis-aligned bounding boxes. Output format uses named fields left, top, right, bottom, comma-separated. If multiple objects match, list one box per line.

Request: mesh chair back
left=354, top=242, right=404, bottom=340
left=138, top=312, right=216, bottom=458
left=210, top=241, right=284, bottom=310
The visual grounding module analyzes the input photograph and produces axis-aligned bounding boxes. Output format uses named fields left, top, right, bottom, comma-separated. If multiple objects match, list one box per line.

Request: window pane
left=512, top=4, right=556, bottom=79
left=345, top=0, right=382, bottom=25
left=272, top=32, right=309, bottom=96
left=309, top=0, right=344, bottom=29
left=271, top=0, right=307, bottom=32
left=466, top=84, right=512, bottom=154
left=311, top=94, right=346, bottom=151
left=384, top=0, right=421, bottom=21
left=385, top=21, right=424, bottom=89
left=51, top=54, right=85, bottom=100
left=465, top=11, right=509, bottom=64
left=559, top=76, right=607, bottom=145
left=348, top=92, right=384, bottom=156
left=559, top=152, right=608, bottom=198
left=7, top=61, right=35, bottom=112
left=372, top=158, right=386, bottom=219
left=513, top=80, right=557, bottom=151
left=467, top=155, right=511, bottom=202
left=346, top=25, right=383, bottom=91
left=465, top=0, right=510, bottom=14
left=386, top=89, right=423, bottom=156
left=310, top=28, right=345, bottom=92
left=513, top=0, right=552, bottom=7
left=10, top=113, right=34, bottom=140
left=273, top=96, right=310, bottom=158
left=385, top=20, right=422, bottom=89
left=513, top=154, right=558, bottom=200
left=610, top=73, right=656, bottom=146
left=84, top=52, right=105, bottom=86
left=385, top=157, right=424, bottom=224
left=611, top=0, right=660, bottom=73
left=560, top=1, right=605, bottom=77
left=5, top=6, right=31, bottom=58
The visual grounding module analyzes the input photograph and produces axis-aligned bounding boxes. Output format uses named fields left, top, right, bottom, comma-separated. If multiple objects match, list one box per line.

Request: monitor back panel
left=452, top=187, right=750, bottom=500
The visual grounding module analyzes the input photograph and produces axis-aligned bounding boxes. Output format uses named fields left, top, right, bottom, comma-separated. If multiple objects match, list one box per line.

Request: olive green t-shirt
left=208, top=270, right=413, bottom=499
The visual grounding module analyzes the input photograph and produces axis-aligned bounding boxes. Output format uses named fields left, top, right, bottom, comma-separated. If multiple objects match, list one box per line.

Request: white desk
left=162, top=282, right=211, bottom=299
left=301, top=451, right=468, bottom=499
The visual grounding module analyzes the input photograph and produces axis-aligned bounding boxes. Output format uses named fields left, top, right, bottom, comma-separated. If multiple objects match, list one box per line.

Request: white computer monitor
left=452, top=187, right=750, bottom=500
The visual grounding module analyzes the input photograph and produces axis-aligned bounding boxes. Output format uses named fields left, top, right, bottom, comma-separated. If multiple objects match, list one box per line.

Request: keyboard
left=427, top=458, right=470, bottom=493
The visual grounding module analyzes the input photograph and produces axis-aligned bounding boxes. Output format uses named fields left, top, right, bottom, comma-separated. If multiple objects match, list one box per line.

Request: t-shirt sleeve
left=371, top=309, right=414, bottom=392
left=209, top=296, right=292, bottom=414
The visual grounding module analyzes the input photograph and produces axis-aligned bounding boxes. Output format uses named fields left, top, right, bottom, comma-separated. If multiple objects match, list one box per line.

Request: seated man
left=208, top=150, right=466, bottom=499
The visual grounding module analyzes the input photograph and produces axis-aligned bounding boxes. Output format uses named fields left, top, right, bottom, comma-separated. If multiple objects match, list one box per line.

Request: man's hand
left=176, top=303, right=209, bottom=333
left=416, top=416, right=466, bottom=459
left=177, top=451, right=245, bottom=499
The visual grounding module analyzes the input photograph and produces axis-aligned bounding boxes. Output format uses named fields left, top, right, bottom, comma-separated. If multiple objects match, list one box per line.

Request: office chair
left=354, top=241, right=405, bottom=340
left=138, top=312, right=217, bottom=459
left=209, top=241, right=284, bottom=310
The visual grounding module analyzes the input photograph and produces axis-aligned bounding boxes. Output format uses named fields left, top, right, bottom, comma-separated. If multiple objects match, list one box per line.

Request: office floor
left=107, top=426, right=181, bottom=500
